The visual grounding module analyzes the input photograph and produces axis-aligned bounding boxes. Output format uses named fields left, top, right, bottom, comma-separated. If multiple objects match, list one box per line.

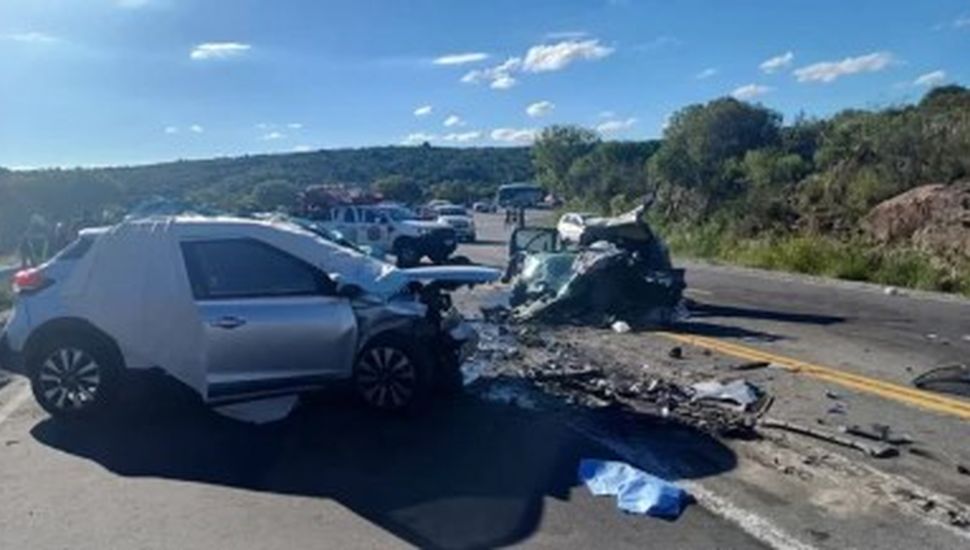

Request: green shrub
left=0, top=287, right=11, bottom=311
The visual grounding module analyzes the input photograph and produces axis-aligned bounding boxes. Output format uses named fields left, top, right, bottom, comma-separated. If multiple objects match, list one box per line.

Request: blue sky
left=1, top=0, right=967, bottom=168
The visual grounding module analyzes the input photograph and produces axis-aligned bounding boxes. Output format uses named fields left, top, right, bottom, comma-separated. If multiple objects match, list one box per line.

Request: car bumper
left=0, top=332, right=24, bottom=375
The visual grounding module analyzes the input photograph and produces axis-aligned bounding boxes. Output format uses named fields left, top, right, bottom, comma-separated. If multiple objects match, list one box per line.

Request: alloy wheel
left=37, top=347, right=102, bottom=411
left=356, top=347, right=417, bottom=410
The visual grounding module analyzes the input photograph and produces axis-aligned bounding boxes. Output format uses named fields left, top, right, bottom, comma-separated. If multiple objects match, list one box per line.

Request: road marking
left=0, top=378, right=31, bottom=426
left=660, top=332, right=970, bottom=421
left=684, top=288, right=713, bottom=297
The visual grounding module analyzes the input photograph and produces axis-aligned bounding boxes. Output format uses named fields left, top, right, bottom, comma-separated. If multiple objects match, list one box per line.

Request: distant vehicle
left=302, top=197, right=457, bottom=267
left=0, top=216, right=500, bottom=420
left=473, top=201, right=497, bottom=213
left=426, top=199, right=452, bottom=209
left=496, top=183, right=544, bottom=208
left=557, top=212, right=599, bottom=243
left=433, top=204, right=476, bottom=242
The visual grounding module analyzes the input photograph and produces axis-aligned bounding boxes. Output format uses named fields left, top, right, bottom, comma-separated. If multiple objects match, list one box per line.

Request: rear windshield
left=53, top=235, right=95, bottom=261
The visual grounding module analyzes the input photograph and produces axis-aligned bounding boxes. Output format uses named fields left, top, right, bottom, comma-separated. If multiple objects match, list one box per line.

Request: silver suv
left=0, top=216, right=498, bottom=421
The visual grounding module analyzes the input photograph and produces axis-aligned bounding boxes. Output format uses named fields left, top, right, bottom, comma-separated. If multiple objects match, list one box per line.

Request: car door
left=181, top=238, right=358, bottom=403
left=360, top=208, right=389, bottom=250
left=336, top=207, right=359, bottom=244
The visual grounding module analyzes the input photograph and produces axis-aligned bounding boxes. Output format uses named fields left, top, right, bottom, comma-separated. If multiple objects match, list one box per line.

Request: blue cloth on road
left=578, top=459, right=689, bottom=519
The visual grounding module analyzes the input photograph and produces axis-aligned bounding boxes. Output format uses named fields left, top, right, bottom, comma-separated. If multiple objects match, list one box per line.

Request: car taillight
left=12, top=268, right=50, bottom=294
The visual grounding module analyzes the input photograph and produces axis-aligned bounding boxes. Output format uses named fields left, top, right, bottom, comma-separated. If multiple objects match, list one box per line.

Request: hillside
left=0, top=145, right=533, bottom=251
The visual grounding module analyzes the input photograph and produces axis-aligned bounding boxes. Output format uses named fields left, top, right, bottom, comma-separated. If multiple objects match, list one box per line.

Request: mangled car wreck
left=504, top=204, right=686, bottom=325
left=0, top=215, right=499, bottom=422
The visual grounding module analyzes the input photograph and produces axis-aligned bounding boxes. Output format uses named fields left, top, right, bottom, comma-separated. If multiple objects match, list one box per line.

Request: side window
left=362, top=209, right=378, bottom=223
left=342, top=208, right=356, bottom=223
left=181, top=239, right=333, bottom=300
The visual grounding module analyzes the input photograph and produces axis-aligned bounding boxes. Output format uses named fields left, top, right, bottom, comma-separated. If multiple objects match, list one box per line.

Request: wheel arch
left=23, top=317, right=126, bottom=371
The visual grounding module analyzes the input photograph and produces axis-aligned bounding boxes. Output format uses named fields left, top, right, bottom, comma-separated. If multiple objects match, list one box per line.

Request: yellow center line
left=659, top=332, right=970, bottom=421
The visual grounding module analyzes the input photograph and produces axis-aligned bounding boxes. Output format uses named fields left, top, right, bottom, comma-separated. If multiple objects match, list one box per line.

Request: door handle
left=210, top=316, right=247, bottom=330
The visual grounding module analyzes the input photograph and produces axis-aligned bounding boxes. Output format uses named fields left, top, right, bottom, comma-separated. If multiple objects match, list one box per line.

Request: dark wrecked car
left=504, top=204, right=686, bottom=325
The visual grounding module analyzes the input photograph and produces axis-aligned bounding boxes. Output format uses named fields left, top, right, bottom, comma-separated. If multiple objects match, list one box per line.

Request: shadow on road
left=689, top=301, right=846, bottom=326
left=30, top=372, right=737, bottom=549
left=672, top=321, right=785, bottom=342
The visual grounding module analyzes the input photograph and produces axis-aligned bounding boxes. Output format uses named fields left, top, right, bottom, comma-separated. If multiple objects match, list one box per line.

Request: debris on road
left=578, top=459, right=690, bottom=519
left=839, top=424, right=913, bottom=446
left=668, top=346, right=684, bottom=360
left=504, top=204, right=686, bottom=325
left=611, top=320, right=632, bottom=334
left=884, top=286, right=900, bottom=296
left=690, top=379, right=761, bottom=410
left=912, top=364, right=970, bottom=397
left=730, top=360, right=770, bottom=371
left=760, top=418, right=899, bottom=458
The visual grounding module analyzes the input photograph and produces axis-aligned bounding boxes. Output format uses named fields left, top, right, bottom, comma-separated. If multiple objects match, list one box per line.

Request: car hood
left=399, top=265, right=500, bottom=286
left=402, top=219, right=451, bottom=230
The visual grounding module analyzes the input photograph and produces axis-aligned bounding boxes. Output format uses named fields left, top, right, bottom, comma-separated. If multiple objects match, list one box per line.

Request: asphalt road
left=0, top=223, right=764, bottom=549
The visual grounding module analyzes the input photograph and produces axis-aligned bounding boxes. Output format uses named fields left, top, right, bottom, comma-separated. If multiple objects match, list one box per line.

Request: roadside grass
left=0, top=287, right=11, bottom=311
left=660, top=223, right=970, bottom=297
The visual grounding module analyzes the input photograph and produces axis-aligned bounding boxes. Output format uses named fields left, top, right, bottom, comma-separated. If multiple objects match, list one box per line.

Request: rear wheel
left=354, top=334, right=433, bottom=412
left=29, top=334, right=122, bottom=420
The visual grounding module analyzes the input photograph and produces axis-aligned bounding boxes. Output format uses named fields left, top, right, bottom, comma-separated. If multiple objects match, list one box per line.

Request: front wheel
left=29, top=334, right=122, bottom=420
left=354, top=334, right=433, bottom=412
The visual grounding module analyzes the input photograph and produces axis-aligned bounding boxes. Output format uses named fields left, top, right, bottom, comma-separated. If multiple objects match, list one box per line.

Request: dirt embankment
left=863, top=181, right=970, bottom=264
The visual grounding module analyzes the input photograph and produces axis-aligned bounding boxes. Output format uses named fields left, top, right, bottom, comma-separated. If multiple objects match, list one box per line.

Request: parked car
left=0, top=216, right=500, bottom=421
left=304, top=203, right=457, bottom=266
left=556, top=212, right=598, bottom=244
left=433, top=204, right=477, bottom=243
left=472, top=201, right=497, bottom=213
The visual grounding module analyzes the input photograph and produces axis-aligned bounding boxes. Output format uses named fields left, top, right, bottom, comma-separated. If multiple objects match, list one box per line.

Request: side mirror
left=337, top=284, right=364, bottom=299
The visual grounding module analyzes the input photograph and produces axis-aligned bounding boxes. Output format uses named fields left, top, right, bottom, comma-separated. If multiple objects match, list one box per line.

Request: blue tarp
left=578, top=459, right=689, bottom=519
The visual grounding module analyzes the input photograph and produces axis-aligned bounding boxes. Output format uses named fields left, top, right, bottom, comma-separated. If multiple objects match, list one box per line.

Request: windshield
left=381, top=206, right=417, bottom=221
left=437, top=207, right=468, bottom=216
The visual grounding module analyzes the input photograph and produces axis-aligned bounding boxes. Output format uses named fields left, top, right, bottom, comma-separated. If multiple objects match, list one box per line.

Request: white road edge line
left=0, top=378, right=31, bottom=426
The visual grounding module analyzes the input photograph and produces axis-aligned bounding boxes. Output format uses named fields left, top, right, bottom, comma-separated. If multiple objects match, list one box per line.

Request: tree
left=532, top=125, right=600, bottom=197
left=374, top=175, right=424, bottom=204
left=649, top=97, right=782, bottom=215
left=249, top=179, right=299, bottom=211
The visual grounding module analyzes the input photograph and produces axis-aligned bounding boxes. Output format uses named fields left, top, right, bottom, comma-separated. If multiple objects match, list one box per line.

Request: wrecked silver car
left=0, top=215, right=499, bottom=422
left=504, top=205, right=685, bottom=324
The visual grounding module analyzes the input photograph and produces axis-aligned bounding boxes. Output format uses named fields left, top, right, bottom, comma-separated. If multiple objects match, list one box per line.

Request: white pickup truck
left=302, top=203, right=458, bottom=267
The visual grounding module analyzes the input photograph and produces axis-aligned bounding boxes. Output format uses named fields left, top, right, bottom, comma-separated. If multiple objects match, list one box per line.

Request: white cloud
left=759, top=51, right=794, bottom=74
left=261, top=131, right=284, bottom=140
left=793, top=52, right=893, bottom=83
left=954, top=16, right=970, bottom=28
left=4, top=31, right=59, bottom=44
left=526, top=100, right=555, bottom=118
left=190, top=42, right=251, bottom=61
left=403, top=132, right=437, bottom=145
left=413, top=105, right=433, bottom=117
left=433, top=52, right=489, bottom=65
left=293, top=145, right=313, bottom=153
left=596, top=117, right=637, bottom=134
left=491, top=128, right=537, bottom=143
left=163, top=126, right=178, bottom=134
left=522, top=39, right=613, bottom=72
left=443, top=131, right=482, bottom=143
left=695, top=67, right=718, bottom=80
left=443, top=115, right=465, bottom=128
left=598, top=110, right=616, bottom=119
left=462, top=57, right=522, bottom=90
left=189, top=124, right=204, bottom=133
left=287, top=122, right=303, bottom=130
left=913, top=70, right=946, bottom=87
left=731, top=83, right=773, bottom=100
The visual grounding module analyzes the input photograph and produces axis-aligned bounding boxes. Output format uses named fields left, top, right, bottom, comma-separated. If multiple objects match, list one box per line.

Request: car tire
left=28, top=333, right=122, bottom=420
left=428, top=251, right=451, bottom=264
left=394, top=239, right=421, bottom=267
left=354, top=334, right=433, bottom=412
